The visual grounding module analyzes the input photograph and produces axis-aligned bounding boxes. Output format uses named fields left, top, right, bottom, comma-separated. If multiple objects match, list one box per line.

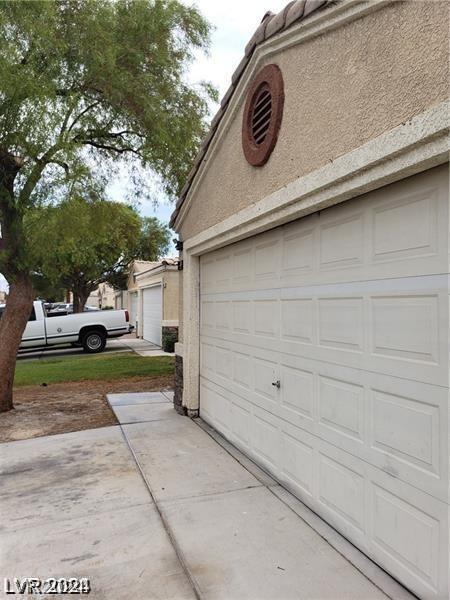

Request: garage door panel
left=232, top=350, right=252, bottom=390
left=281, top=431, right=315, bottom=499
left=201, top=287, right=448, bottom=386
left=200, top=382, right=231, bottom=435
left=317, top=450, right=366, bottom=535
left=200, top=167, right=449, bottom=599
left=142, top=286, right=162, bottom=345
left=370, top=294, right=440, bottom=364
left=201, top=357, right=447, bottom=500
left=317, top=375, right=365, bottom=443
left=129, top=293, right=138, bottom=328
left=317, top=297, right=364, bottom=352
left=232, top=300, right=252, bottom=333
left=369, top=388, right=441, bottom=479
left=282, top=227, right=315, bottom=275
left=280, top=364, right=314, bottom=420
left=371, top=186, right=439, bottom=263
left=252, top=406, right=280, bottom=472
left=319, top=211, right=365, bottom=270
left=230, top=397, right=252, bottom=450
left=369, top=479, right=447, bottom=599
left=280, top=298, right=315, bottom=343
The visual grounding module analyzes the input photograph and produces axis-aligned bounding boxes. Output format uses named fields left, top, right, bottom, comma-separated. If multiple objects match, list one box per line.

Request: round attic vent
left=251, top=84, right=272, bottom=145
left=242, top=64, right=284, bottom=167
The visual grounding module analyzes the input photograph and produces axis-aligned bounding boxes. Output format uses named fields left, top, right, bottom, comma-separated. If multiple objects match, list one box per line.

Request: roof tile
left=231, top=55, right=250, bottom=85
left=265, top=2, right=295, bottom=38
left=304, top=0, right=327, bottom=18
left=244, top=11, right=275, bottom=56
left=285, top=0, right=307, bottom=27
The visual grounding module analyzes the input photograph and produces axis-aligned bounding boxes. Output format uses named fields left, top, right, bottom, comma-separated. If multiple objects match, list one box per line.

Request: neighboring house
left=170, top=2, right=449, bottom=599
left=120, top=260, right=159, bottom=334
left=86, top=283, right=116, bottom=309
left=135, top=259, right=179, bottom=347
left=116, top=259, right=180, bottom=345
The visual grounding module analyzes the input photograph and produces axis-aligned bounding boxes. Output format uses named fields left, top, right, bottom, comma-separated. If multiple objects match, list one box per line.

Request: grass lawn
left=14, top=352, right=174, bottom=387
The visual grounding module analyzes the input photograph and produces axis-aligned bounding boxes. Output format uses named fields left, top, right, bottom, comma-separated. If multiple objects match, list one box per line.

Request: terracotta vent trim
left=242, top=63, right=284, bottom=166
left=170, top=0, right=332, bottom=228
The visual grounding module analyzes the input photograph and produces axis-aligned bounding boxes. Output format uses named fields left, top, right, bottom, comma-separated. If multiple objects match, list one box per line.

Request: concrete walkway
left=0, top=391, right=413, bottom=599
left=109, top=336, right=175, bottom=357
left=108, top=392, right=412, bottom=600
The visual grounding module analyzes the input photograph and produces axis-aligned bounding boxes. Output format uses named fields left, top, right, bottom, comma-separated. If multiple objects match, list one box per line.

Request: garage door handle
left=271, top=380, right=281, bottom=389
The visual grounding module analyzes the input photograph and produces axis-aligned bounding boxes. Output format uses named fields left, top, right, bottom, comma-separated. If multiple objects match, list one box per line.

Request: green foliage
left=0, top=0, right=215, bottom=281
left=28, top=197, right=170, bottom=304
left=14, top=352, right=174, bottom=387
left=162, top=330, right=178, bottom=353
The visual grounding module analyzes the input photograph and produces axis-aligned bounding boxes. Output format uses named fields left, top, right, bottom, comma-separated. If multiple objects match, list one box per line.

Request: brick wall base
left=173, top=354, right=185, bottom=415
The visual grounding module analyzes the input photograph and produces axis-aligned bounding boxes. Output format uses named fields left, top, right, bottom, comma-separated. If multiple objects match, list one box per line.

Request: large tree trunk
left=72, top=286, right=90, bottom=313
left=0, top=274, right=34, bottom=412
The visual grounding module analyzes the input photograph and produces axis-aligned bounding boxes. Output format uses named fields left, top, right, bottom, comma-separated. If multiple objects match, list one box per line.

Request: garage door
left=129, top=292, right=138, bottom=331
left=142, top=285, right=162, bottom=346
left=199, top=166, right=449, bottom=599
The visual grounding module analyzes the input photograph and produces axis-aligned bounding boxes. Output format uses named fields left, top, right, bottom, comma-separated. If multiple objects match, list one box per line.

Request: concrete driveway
left=0, top=392, right=413, bottom=600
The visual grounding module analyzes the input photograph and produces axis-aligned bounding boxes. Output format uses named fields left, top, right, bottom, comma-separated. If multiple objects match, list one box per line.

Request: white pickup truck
left=0, top=300, right=133, bottom=353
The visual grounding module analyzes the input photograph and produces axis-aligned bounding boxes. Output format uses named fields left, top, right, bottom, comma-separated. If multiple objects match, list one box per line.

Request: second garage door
left=142, top=285, right=162, bottom=346
left=199, top=166, right=449, bottom=599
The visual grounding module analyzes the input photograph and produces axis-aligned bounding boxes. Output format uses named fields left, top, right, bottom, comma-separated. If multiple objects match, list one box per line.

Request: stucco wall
left=178, top=266, right=183, bottom=342
left=178, top=0, right=449, bottom=240
left=163, top=269, right=179, bottom=323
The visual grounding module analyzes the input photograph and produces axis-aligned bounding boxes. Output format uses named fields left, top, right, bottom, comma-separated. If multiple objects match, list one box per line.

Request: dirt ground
left=0, top=376, right=173, bottom=443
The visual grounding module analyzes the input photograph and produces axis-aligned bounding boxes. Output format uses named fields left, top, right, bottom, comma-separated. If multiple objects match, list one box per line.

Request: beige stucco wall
left=163, top=269, right=179, bottom=323
left=178, top=266, right=183, bottom=342
left=178, top=0, right=449, bottom=240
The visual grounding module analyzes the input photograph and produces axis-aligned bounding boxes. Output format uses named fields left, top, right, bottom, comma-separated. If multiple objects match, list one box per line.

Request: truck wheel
left=82, top=330, right=106, bottom=353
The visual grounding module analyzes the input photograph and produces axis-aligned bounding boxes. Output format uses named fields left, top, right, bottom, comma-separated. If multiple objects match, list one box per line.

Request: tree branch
left=67, top=101, right=102, bottom=133
left=17, top=144, right=61, bottom=206
left=77, top=139, right=142, bottom=156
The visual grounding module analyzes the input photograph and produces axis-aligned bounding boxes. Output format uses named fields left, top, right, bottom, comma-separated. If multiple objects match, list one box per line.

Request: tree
left=29, top=197, right=170, bottom=311
left=0, top=0, right=215, bottom=411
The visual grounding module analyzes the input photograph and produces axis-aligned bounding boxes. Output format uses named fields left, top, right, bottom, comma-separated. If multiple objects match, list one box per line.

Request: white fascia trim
left=162, top=320, right=179, bottom=327
left=135, top=264, right=178, bottom=278
left=184, top=101, right=449, bottom=256
left=138, top=281, right=163, bottom=290
left=174, top=0, right=394, bottom=230
left=174, top=342, right=183, bottom=357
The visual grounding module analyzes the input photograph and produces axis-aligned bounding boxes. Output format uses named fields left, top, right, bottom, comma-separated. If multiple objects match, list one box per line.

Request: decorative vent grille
left=242, top=64, right=284, bottom=167
left=251, top=85, right=272, bottom=146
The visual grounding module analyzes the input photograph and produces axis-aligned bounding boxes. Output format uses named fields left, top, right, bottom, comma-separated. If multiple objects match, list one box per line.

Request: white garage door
left=142, top=285, right=162, bottom=346
left=129, top=292, right=138, bottom=331
left=199, top=166, right=449, bottom=599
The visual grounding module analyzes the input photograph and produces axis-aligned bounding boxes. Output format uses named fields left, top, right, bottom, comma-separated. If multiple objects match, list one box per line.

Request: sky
left=0, top=0, right=288, bottom=292
left=108, top=0, right=288, bottom=231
